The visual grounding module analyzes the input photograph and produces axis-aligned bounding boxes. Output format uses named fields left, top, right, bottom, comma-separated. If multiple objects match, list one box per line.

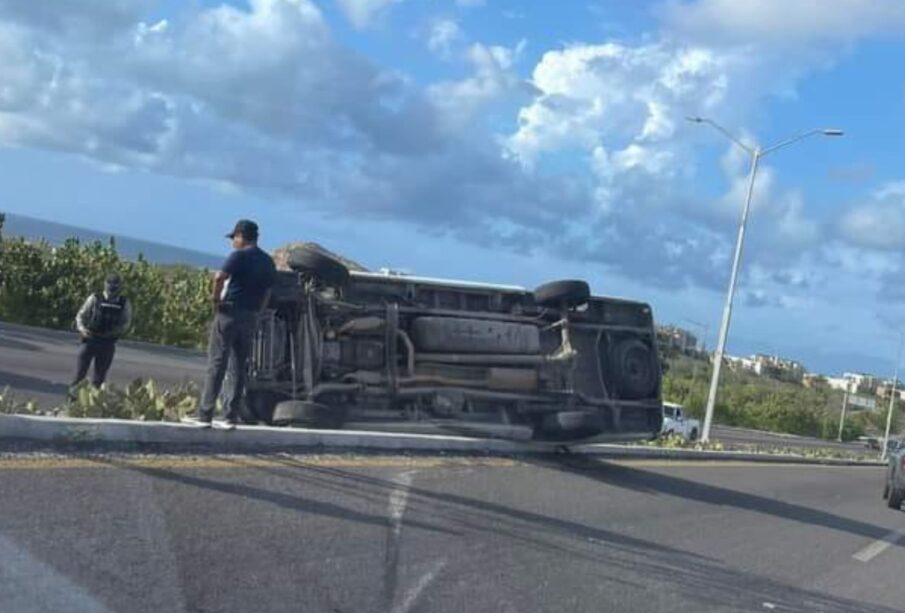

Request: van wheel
left=272, top=401, right=346, bottom=429
left=535, top=411, right=604, bottom=441
left=242, top=390, right=282, bottom=424
left=608, top=338, right=658, bottom=400
left=689, top=429, right=699, bottom=442
left=533, top=280, right=591, bottom=308
left=287, top=246, right=350, bottom=286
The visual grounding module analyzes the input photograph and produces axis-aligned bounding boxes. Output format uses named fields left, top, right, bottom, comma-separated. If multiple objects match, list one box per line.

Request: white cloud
left=0, top=0, right=888, bottom=305
left=426, top=18, right=461, bottom=57
left=429, top=40, right=529, bottom=128
left=0, top=0, right=595, bottom=258
left=507, top=42, right=737, bottom=167
left=334, top=0, right=401, bottom=29
left=838, top=183, right=905, bottom=251
left=501, top=36, right=838, bottom=294
left=660, top=0, right=905, bottom=45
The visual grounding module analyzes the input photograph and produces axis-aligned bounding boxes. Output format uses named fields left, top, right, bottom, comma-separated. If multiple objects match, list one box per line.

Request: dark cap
left=227, top=219, right=259, bottom=241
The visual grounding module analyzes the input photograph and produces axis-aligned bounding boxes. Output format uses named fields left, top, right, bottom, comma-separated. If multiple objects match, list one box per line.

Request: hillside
left=663, top=353, right=901, bottom=440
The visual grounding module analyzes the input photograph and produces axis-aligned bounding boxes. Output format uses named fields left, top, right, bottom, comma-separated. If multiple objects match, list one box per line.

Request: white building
left=723, top=354, right=805, bottom=383
left=825, top=372, right=883, bottom=395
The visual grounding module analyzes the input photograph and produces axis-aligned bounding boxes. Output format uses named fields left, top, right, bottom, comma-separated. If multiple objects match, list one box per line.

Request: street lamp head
left=822, top=129, right=844, bottom=136
left=686, top=116, right=704, bottom=123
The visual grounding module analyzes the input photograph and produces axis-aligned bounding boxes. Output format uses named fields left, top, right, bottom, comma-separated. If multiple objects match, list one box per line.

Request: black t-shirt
left=221, top=246, right=277, bottom=311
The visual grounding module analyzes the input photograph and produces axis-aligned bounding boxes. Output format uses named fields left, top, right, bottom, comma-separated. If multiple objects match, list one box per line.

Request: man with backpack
left=71, top=272, right=132, bottom=390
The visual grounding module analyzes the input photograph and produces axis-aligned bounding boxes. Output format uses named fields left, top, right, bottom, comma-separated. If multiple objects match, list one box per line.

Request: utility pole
left=837, top=390, right=849, bottom=442
left=686, top=117, right=843, bottom=442
left=882, top=334, right=904, bottom=460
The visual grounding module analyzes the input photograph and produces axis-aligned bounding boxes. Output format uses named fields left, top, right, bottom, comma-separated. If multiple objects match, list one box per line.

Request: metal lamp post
left=882, top=334, right=904, bottom=460
left=687, top=117, right=844, bottom=442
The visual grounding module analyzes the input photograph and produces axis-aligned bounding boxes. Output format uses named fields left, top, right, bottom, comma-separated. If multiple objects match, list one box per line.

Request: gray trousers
left=199, top=309, right=257, bottom=422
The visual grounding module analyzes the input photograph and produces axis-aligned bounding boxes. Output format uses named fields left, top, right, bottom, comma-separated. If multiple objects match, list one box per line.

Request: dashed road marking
left=852, top=531, right=904, bottom=563
left=393, top=559, right=447, bottom=613
left=383, top=470, right=415, bottom=611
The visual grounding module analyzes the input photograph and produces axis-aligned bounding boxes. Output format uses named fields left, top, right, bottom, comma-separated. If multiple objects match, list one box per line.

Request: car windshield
left=1, top=1, right=904, bottom=612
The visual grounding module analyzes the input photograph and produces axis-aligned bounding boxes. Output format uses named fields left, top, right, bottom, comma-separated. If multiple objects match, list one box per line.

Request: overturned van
left=241, top=245, right=663, bottom=442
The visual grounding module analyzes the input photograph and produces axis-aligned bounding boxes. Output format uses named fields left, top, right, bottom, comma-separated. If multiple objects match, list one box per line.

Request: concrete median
left=0, top=413, right=886, bottom=465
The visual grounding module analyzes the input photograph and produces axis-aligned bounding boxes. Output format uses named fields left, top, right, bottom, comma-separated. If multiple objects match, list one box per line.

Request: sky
left=1, top=0, right=905, bottom=376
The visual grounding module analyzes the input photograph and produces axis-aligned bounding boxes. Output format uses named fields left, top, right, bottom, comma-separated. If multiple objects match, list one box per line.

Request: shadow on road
left=249, top=457, right=900, bottom=613
left=535, top=456, right=897, bottom=545
left=0, top=370, right=70, bottom=397
left=83, top=454, right=903, bottom=613
left=0, top=336, right=43, bottom=352
left=107, top=460, right=458, bottom=538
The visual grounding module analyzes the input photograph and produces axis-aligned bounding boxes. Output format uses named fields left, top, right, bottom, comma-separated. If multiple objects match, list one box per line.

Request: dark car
left=240, top=246, right=663, bottom=442
left=884, top=440, right=905, bottom=510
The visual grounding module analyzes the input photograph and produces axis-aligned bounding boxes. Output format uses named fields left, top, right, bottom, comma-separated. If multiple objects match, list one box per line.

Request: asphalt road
left=710, top=425, right=868, bottom=452
left=0, top=454, right=901, bottom=613
left=0, top=321, right=880, bottom=453
left=0, top=321, right=206, bottom=408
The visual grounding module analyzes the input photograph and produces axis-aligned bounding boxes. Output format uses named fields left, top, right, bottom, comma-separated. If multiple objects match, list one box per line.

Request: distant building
left=826, top=376, right=854, bottom=393
left=724, top=354, right=757, bottom=372
left=802, top=373, right=828, bottom=389
left=824, top=372, right=884, bottom=395
left=723, top=353, right=805, bottom=383
left=843, top=372, right=880, bottom=395
left=876, top=383, right=905, bottom=401
left=656, top=325, right=700, bottom=357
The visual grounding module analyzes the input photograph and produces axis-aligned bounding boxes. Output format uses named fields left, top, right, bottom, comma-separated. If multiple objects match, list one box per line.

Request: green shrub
left=0, top=227, right=212, bottom=349
left=662, top=354, right=894, bottom=441
left=0, top=386, right=38, bottom=415
left=65, top=380, right=198, bottom=421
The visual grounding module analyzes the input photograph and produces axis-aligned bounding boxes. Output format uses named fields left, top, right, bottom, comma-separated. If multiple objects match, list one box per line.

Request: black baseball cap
left=226, top=219, right=259, bottom=241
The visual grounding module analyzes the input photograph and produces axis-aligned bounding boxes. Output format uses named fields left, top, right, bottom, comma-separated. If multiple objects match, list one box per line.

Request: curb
left=0, top=414, right=543, bottom=454
left=568, top=444, right=885, bottom=466
left=0, top=414, right=886, bottom=465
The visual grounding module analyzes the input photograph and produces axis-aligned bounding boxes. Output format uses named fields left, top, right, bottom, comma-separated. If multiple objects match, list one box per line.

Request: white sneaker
left=181, top=417, right=212, bottom=429
left=214, top=420, right=238, bottom=431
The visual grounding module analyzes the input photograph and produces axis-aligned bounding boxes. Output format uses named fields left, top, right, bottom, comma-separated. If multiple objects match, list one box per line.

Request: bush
left=0, top=220, right=213, bottom=349
left=662, top=354, right=886, bottom=441
left=66, top=379, right=198, bottom=421
left=0, top=386, right=38, bottom=415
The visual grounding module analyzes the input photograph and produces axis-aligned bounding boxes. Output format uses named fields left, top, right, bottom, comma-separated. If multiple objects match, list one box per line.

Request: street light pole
left=882, top=334, right=904, bottom=460
left=687, top=117, right=843, bottom=443
left=701, top=150, right=759, bottom=442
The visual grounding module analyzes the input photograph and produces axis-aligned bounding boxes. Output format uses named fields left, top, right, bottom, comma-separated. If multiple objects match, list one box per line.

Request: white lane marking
left=392, top=559, right=447, bottom=613
left=762, top=603, right=777, bottom=610
left=384, top=470, right=416, bottom=609
left=852, top=531, right=904, bottom=563
left=388, top=470, right=414, bottom=537
left=0, top=534, right=114, bottom=613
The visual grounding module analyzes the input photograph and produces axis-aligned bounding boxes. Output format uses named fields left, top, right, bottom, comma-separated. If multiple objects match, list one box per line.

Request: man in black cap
left=71, top=272, right=132, bottom=390
left=184, top=219, right=276, bottom=430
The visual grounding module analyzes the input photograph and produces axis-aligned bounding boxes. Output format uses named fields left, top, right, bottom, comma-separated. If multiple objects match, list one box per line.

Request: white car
left=661, top=402, right=701, bottom=441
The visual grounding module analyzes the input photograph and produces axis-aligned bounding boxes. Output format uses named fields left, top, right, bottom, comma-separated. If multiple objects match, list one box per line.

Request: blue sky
left=2, top=0, right=905, bottom=376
